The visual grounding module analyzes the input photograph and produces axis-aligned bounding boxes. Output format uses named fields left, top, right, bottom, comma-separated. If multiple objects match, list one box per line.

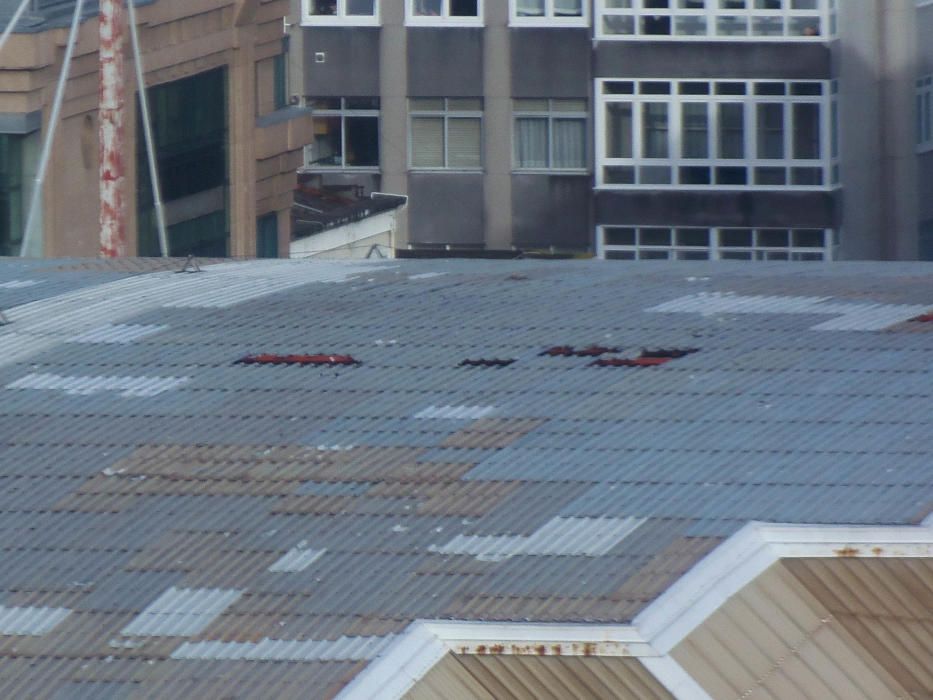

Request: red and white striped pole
left=99, top=0, right=126, bottom=258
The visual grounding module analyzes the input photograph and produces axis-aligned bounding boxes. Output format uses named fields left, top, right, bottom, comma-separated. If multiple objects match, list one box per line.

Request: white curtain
left=552, top=118, right=585, bottom=168
left=515, top=118, right=548, bottom=168
left=516, top=0, right=545, bottom=16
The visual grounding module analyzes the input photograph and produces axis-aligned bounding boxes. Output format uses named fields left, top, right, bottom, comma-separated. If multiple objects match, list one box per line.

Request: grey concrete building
left=293, top=0, right=926, bottom=261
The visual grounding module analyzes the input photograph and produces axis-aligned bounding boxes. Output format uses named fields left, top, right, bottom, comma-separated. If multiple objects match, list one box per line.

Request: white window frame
left=409, top=98, right=484, bottom=171
left=509, top=0, right=590, bottom=27
left=918, top=75, right=933, bottom=153
left=303, top=98, right=381, bottom=171
left=513, top=99, right=589, bottom=172
left=406, top=0, right=484, bottom=26
left=595, top=0, right=834, bottom=41
left=596, top=78, right=836, bottom=191
left=597, top=226, right=835, bottom=261
left=301, top=0, right=380, bottom=26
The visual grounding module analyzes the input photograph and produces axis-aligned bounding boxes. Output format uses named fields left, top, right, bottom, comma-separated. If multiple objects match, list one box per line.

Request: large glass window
left=0, top=134, right=24, bottom=257
left=918, top=75, right=933, bottom=152
left=513, top=99, right=587, bottom=170
left=302, top=0, right=379, bottom=25
left=137, top=68, right=229, bottom=257
left=305, top=98, right=380, bottom=168
left=597, top=0, right=831, bottom=40
left=510, top=0, right=588, bottom=25
left=408, top=0, right=483, bottom=24
left=597, top=78, right=833, bottom=190
left=410, top=98, right=483, bottom=169
left=599, top=226, right=834, bottom=261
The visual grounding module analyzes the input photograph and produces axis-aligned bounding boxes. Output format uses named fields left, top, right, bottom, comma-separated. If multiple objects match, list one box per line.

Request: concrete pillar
left=380, top=0, right=409, bottom=248
left=228, top=27, right=258, bottom=257
left=483, top=0, right=512, bottom=251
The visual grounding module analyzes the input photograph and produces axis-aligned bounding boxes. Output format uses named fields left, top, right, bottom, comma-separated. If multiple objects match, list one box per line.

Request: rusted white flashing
left=340, top=521, right=933, bottom=700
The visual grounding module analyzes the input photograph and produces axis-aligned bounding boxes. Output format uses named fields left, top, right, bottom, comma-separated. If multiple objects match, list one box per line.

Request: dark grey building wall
left=511, top=175, right=592, bottom=251
left=595, top=42, right=831, bottom=79
left=510, top=29, right=591, bottom=98
left=920, top=7, right=933, bottom=75
left=919, top=152, right=933, bottom=224
left=303, top=28, right=381, bottom=97
left=595, top=191, right=835, bottom=229
left=407, top=29, right=483, bottom=97
left=408, top=173, right=485, bottom=245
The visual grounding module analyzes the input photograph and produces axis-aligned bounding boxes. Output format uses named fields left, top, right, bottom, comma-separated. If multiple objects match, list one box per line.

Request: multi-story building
left=293, top=0, right=925, bottom=261
left=918, top=0, right=933, bottom=259
left=0, top=0, right=308, bottom=258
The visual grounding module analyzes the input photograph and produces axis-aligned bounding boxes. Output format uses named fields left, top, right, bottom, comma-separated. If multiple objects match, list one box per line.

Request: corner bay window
left=598, top=79, right=834, bottom=189
left=306, top=98, right=380, bottom=168
left=514, top=99, right=587, bottom=170
left=598, top=0, right=832, bottom=40
left=410, top=98, right=483, bottom=169
left=599, top=226, right=835, bottom=261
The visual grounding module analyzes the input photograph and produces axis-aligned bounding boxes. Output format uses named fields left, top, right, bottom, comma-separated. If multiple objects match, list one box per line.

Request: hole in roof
left=459, top=359, right=516, bottom=368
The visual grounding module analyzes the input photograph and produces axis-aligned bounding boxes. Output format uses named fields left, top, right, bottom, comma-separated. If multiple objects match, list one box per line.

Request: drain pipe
left=99, top=0, right=127, bottom=257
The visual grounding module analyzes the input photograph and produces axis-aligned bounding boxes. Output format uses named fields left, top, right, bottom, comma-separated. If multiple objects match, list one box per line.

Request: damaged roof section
left=0, top=258, right=932, bottom=698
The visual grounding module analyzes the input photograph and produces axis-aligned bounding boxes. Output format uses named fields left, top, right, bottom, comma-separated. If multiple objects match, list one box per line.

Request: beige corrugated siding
left=404, top=654, right=674, bottom=700
left=785, top=558, right=933, bottom=698
left=672, top=562, right=917, bottom=699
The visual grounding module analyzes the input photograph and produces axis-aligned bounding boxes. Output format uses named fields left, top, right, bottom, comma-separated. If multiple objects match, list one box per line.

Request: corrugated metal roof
left=1, top=257, right=933, bottom=697
left=120, top=587, right=243, bottom=637
left=0, top=605, right=72, bottom=635
left=171, top=634, right=397, bottom=661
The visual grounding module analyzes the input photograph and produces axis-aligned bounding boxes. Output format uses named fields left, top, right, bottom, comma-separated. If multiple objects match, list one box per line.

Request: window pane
left=411, top=117, right=444, bottom=167
left=347, top=0, right=376, bottom=14
left=450, top=0, right=478, bottom=16
left=410, top=98, right=444, bottom=111
left=0, top=134, right=24, bottom=257
left=515, top=99, right=549, bottom=111
left=448, top=98, right=482, bottom=111
left=606, top=103, right=633, bottom=158
left=516, top=0, right=545, bottom=15
left=793, top=103, right=820, bottom=159
left=676, top=228, right=710, bottom=246
left=641, top=228, right=672, bottom=246
left=553, top=118, right=586, bottom=168
left=345, top=116, right=380, bottom=166
left=515, top=117, right=548, bottom=168
left=311, top=116, right=343, bottom=165
left=718, top=103, right=745, bottom=158
left=414, top=0, right=441, bottom=15
left=642, top=103, right=669, bottom=158
left=448, top=117, right=482, bottom=168
left=553, top=99, right=587, bottom=113
left=757, top=103, right=784, bottom=159
left=603, top=15, right=635, bottom=34
left=311, top=0, right=338, bottom=15
left=642, top=15, right=671, bottom=34
left=682, top=103, right=708, bottom=158
left=604, top=227, right=635, bottom=245
left=554, top=0, right=583, bottom=16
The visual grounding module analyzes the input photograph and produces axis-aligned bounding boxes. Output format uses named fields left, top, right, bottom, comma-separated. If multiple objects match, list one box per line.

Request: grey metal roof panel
left=2, top=257, right=933, bottom=696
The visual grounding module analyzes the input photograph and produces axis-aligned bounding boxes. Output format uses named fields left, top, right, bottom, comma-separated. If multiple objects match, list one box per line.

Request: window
left=510, top=0, right=588, bottom=26
left=918, top=75, right=933, bottom=152
left=407, top=0, right=483, bottom=25
left=597, top=78, right=834, bottom=190
left=305, top=98, right=380, bottom=169
left=410, top=98, right=483, bottom=169
left=598, top=226, right=834, bottom=260
left=597, top=0, right=832, bottom=40
left=302, top=0, right=379, bottom=25
left=514, top=99, right=587, bottom=170
left=0, top=134, right=24, bottom=257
